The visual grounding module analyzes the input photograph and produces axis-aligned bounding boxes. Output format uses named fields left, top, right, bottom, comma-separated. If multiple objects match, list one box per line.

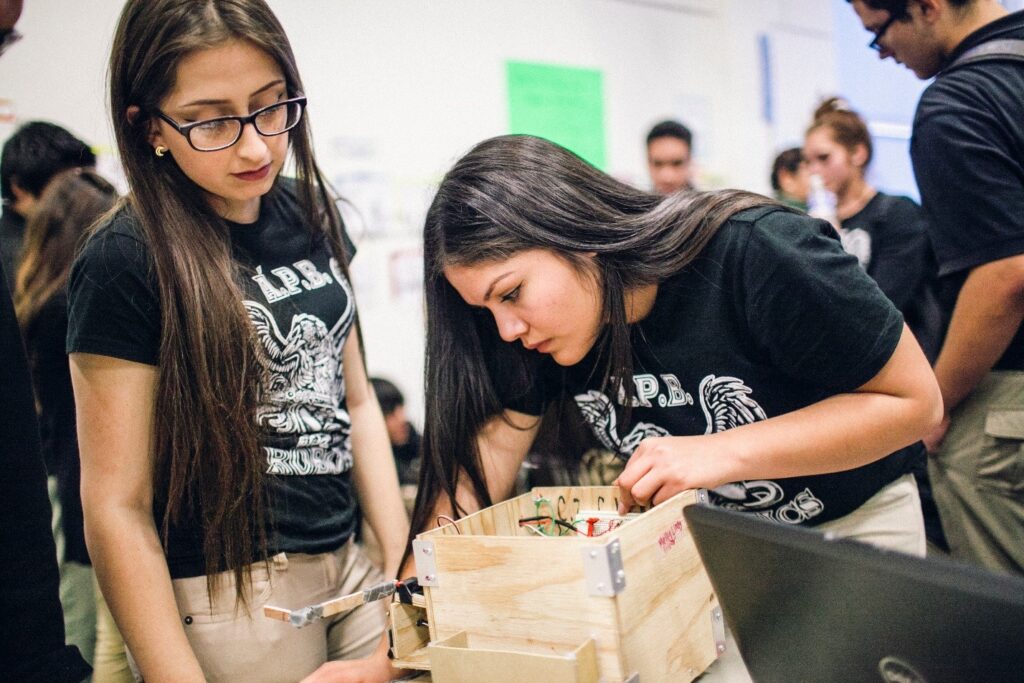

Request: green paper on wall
left=506, top=61, right=606, bottom=170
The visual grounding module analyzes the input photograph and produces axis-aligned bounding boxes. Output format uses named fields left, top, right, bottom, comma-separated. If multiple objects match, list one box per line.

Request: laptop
left=683, top=504, right=1024, bottom=683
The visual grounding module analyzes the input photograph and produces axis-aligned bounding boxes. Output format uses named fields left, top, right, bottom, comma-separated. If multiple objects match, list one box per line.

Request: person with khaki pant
left=848, top=0, right=1024, bottom=574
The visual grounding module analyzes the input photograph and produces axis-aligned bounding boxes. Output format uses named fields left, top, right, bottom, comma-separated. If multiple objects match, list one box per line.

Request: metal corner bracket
left=412, top=539, right=438, bottom=587
left=712, top=605, right=727, bottom=657
left=582, top=537, right=626, bottom=597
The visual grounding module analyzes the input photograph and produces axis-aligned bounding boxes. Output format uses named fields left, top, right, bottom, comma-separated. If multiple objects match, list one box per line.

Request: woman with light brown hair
left=804, top=96, right=941, bottom=360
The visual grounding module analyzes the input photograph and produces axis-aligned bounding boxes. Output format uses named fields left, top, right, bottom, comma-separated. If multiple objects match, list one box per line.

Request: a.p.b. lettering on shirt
left=251, top=258, right=333, bottom=303
left=619, top=373, right=694, bottom=408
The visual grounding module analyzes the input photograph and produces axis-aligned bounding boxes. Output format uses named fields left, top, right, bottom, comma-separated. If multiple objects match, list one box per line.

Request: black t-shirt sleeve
left=741, top=213, right=904, bottom=393
left=66, top=222, right=161, bottom=366
left=863, top=196, right=931, bottom=312
left=911, top=100, right=1024, bottom=277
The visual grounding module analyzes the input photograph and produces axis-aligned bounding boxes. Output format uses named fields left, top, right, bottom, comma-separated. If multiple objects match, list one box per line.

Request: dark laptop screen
left=684, top=504, right=1024, bottom=683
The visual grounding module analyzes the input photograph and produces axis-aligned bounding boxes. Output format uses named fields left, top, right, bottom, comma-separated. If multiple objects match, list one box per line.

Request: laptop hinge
left=712, top=606, right=727, bottom=656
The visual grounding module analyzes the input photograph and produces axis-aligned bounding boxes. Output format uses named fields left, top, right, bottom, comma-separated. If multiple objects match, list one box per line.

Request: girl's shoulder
left=708, top=204, right=837, bottom=258
left=87, top=202, right=147, bottom=246
left=74, top=203, right=153, bottom=282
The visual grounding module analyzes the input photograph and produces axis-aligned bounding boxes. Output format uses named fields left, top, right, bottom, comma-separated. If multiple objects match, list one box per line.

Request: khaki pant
left=929, top=370, right=1024, bottom=575
left=50, top=477, right=97, bottom=675
left=698, top=473, right=925, bottom=683
left=129, top=540, right=384, bottom=682
left=93, top=574, right=134, bottom=683
left=816, top=472, right=927, bottom=557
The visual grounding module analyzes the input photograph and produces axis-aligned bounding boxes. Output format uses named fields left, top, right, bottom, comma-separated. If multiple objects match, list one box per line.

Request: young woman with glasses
left=66, top=1, right=408, bottom=681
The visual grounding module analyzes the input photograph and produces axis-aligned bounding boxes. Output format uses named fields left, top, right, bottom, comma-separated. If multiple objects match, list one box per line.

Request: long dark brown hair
left=412, top=134, right=780, bottom=543
left=15, top=169, right=117, bottom=328
left=107, top=0, right=348, bottom=601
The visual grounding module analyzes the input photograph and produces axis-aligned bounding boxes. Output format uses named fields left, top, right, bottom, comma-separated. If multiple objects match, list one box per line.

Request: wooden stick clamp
left=264, top=580, right=399, bottom=628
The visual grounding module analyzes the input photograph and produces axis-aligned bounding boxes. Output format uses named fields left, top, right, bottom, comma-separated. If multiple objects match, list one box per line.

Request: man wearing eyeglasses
left=848, top=0, right=1024, bottom=577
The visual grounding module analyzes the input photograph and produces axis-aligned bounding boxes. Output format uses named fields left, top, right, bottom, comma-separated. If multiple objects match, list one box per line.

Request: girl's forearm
left=87, top=506, right=205, bottom=683
left=719, top=384, right=939, bottom=485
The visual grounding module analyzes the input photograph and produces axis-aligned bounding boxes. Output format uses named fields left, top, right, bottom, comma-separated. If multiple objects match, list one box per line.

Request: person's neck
left=625, top=283, right=659, bottom=323
left=209, top=194, right=261, bottom=224
left=837, top=177, right=876, bottom=221
left=941, top=0, right=1010, bottom=56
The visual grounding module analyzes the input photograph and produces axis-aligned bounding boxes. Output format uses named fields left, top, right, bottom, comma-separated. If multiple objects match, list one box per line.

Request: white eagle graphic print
left=575, top=373, right=824, bottom=523
left=574, top=389, right=669, bottom=455
left=245, top=257, right=355, bottom=476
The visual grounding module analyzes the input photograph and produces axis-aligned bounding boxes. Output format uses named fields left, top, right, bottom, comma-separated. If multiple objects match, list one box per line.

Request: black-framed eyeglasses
left=868, top=13, right=899, bottom=52
left=156, top=96, right=307, bottom=152
left=0, top=28, right=22, bottom=58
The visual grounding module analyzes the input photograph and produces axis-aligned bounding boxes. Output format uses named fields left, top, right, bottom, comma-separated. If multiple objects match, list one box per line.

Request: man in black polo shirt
left=848, top=0, right=1024, bottom=575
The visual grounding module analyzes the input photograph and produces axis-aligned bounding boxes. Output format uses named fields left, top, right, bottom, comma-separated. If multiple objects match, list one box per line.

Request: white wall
left=0, top=0, right=840, bottom=425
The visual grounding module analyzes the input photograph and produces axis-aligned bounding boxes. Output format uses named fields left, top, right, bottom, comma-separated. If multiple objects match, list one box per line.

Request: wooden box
left=401, top=486, right=723, bottom=682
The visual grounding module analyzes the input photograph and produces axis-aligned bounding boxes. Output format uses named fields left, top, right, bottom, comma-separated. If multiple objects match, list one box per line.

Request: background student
left=0, top=0, right=91, bottom=679
left=15, top=169, right=120, bottom=678
left=769, top=146, right=809, bottom=211
left=369, top=377, right=421, bottom=490
left=848, top=0, right=1024, bottom=575
left=1, top=121, right=95, bottom=289
left=803, top=95, right=947, bottom=551
left=645, top=119, right=696, bottom=194
left=803, top=96, right=941, bottom=361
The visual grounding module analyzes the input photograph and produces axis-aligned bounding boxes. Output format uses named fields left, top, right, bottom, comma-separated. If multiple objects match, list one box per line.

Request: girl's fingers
left=628, top=468, right=663, bottom=509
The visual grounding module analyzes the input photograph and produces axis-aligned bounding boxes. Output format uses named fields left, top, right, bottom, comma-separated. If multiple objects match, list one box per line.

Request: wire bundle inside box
left=517, top=495, right=642, bottom=537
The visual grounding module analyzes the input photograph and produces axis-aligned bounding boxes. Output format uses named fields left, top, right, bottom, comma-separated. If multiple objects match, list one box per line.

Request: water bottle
left=806, top=173, right=839, bottom=229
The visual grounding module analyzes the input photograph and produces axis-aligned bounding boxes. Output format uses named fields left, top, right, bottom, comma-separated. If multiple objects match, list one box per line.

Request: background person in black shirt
left=15, top=168, right=119, bottom=675
left=848, top=0, right=1024, bottom=575
left=803, top=97, right=942, bottom=361
left=0, top=0, right=91, bottom=680
left=1, top=121, right=96, bottom=289
left=369, top=377, right=421, bottom=490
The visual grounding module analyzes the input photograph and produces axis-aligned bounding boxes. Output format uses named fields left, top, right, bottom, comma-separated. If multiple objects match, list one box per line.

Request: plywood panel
left=613, top=490, right=719, bottom=681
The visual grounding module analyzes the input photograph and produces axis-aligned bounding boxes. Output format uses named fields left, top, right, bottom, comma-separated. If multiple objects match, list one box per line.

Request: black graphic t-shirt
left=491, top=207, right=912, bottom=526
left=67, top=179, right=360, bottom=578
left=840, top=192, right=942, bottom=362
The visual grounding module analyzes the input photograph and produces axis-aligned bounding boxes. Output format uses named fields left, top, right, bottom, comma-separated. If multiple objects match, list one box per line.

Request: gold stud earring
left=155, top=145, right=168, bottom=157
